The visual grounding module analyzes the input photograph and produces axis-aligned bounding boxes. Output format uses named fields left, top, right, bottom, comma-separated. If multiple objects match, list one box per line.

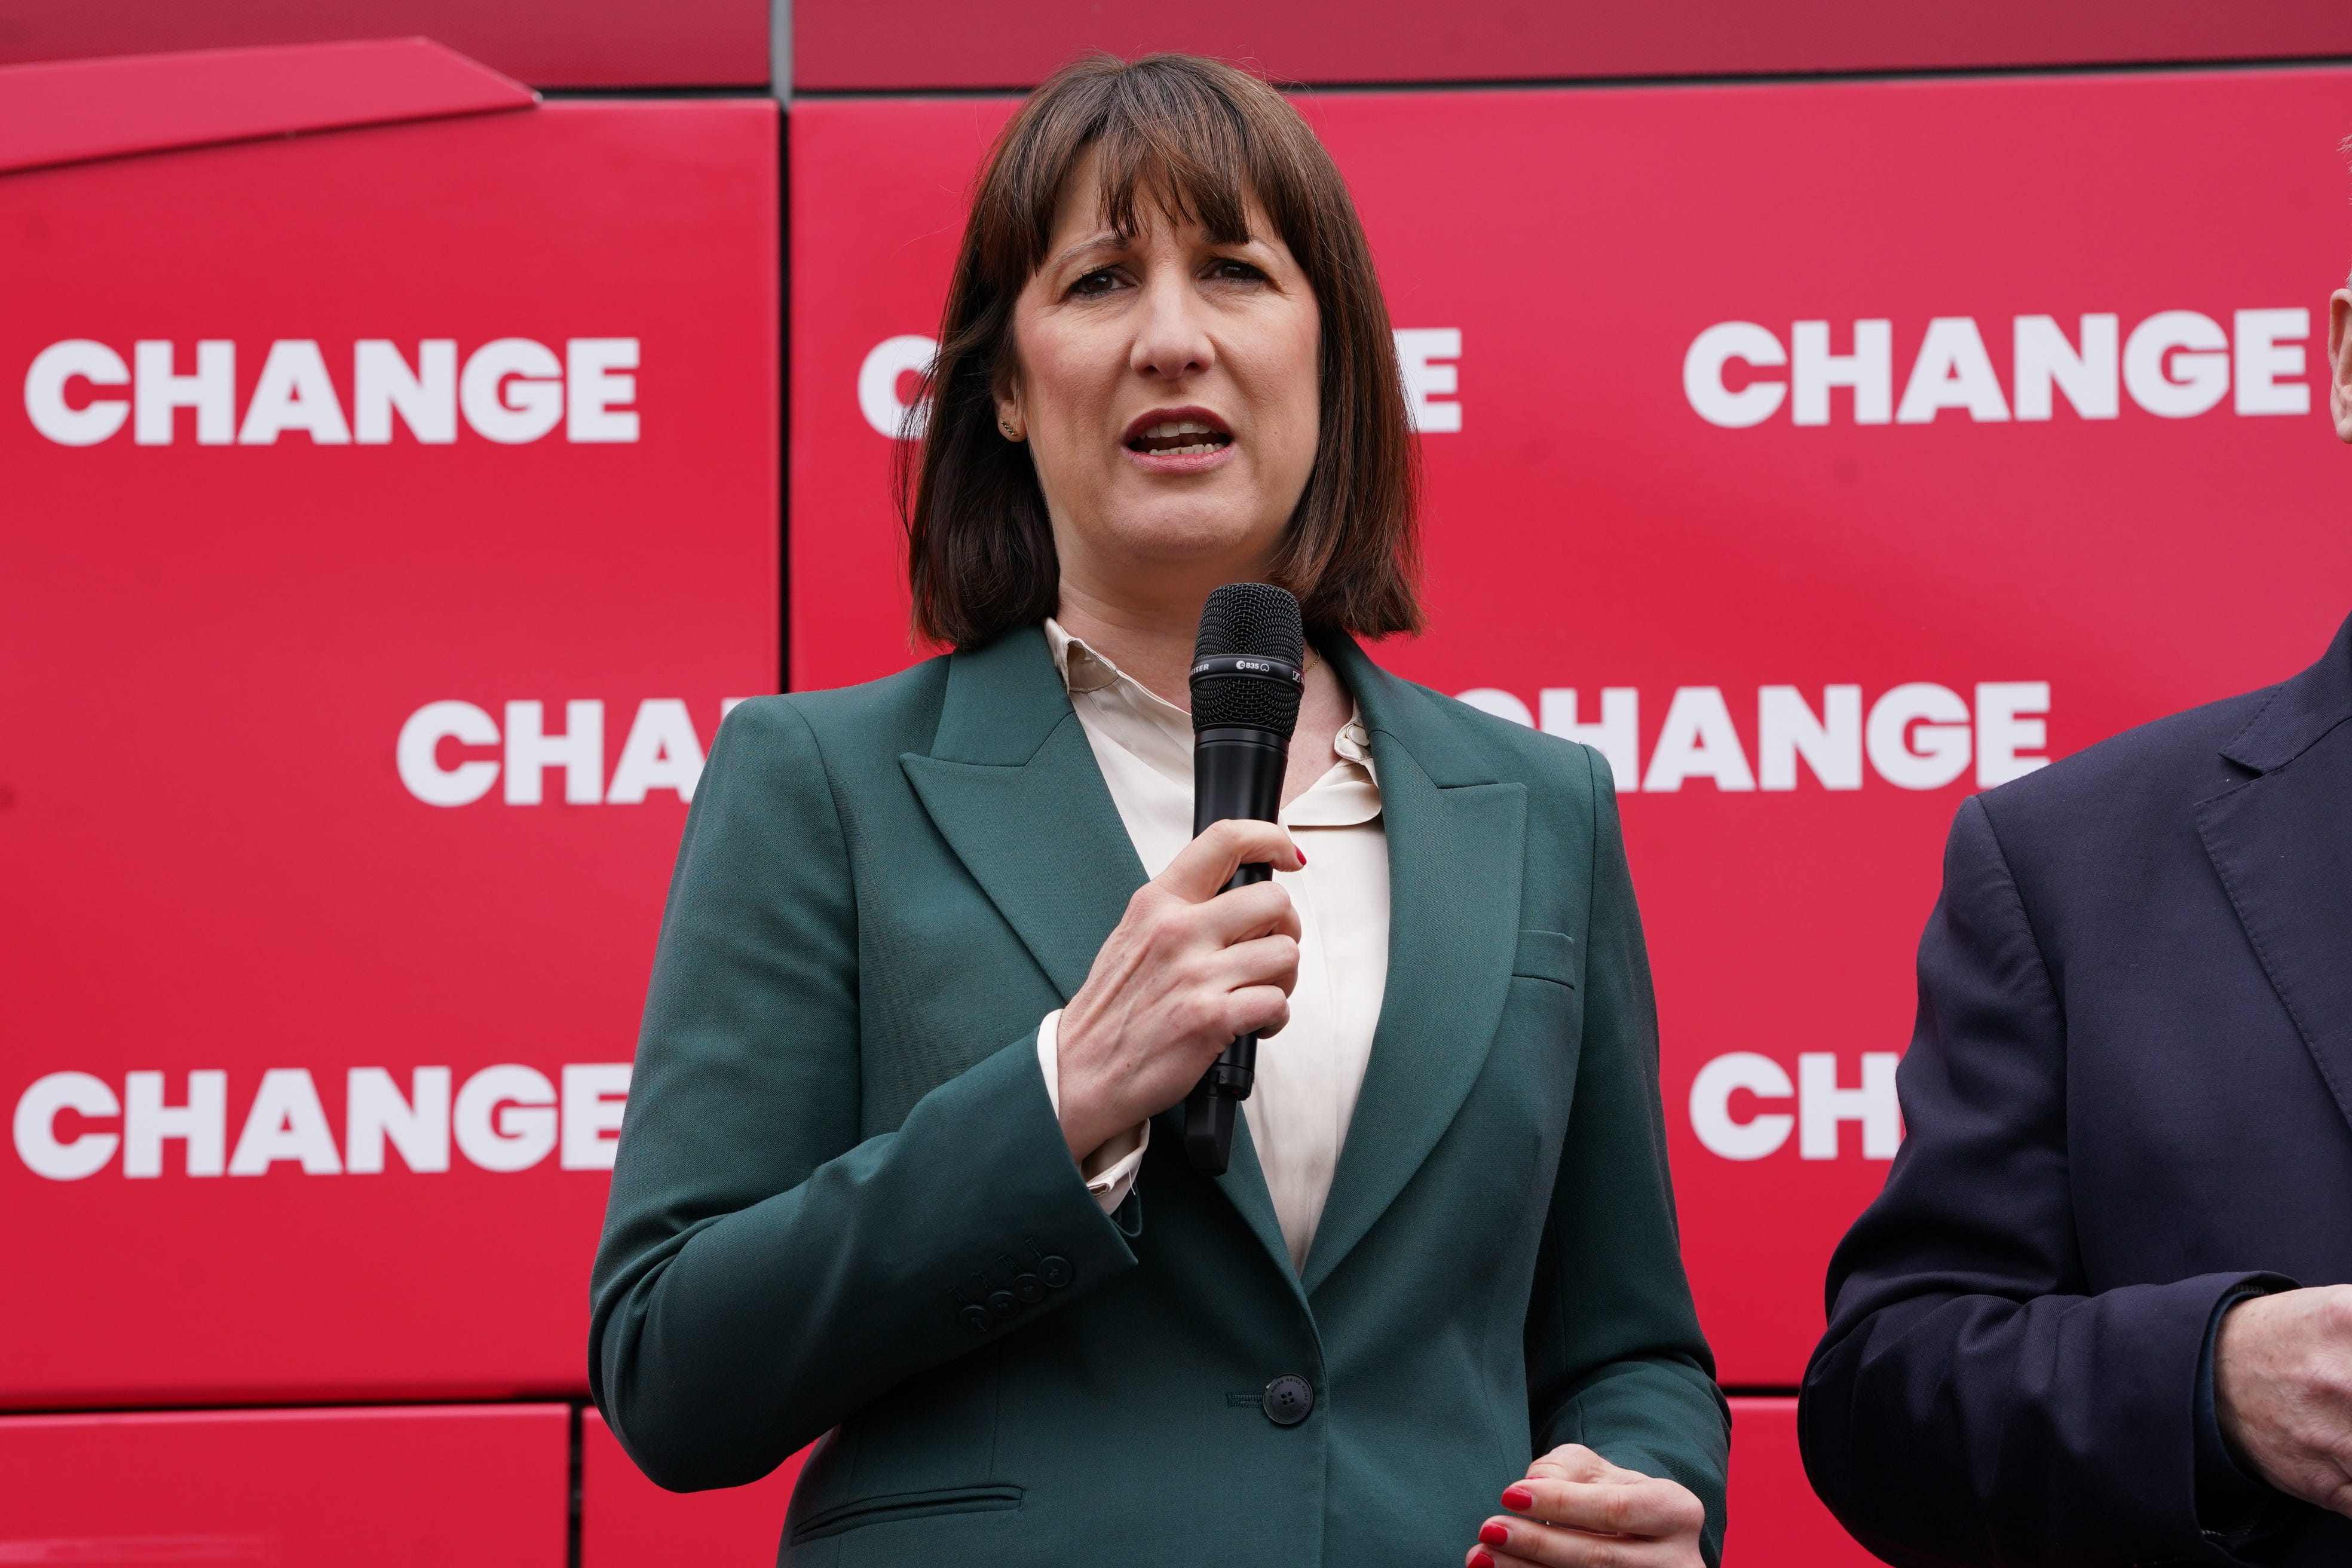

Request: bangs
left=982, top=55, right=1316, bottom=286
left=1078, top=81, right=1264, bottom=252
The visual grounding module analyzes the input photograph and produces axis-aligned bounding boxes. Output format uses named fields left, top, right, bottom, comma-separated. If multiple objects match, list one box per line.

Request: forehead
left=1041, top=138, right=1268, bottom=255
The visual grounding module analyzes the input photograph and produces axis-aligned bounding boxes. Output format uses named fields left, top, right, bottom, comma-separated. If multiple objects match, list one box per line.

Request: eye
left=1069, top=267, right=1125, bottom=297
left=1209, top=258, right=1269, bottom=283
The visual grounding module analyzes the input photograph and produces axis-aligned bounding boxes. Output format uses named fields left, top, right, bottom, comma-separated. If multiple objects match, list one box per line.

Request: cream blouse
left=1033, top=618, right=1391, bottom=1271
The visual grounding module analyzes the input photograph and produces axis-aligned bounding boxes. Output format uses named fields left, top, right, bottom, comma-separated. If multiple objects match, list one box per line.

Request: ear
left=2329, top=289, right=2352, bottom=443
left=994, top=375, right=1026, bottom=443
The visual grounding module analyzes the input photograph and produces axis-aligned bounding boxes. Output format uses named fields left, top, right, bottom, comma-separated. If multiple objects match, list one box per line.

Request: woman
left=591, top=53, right=1728, bottom=1568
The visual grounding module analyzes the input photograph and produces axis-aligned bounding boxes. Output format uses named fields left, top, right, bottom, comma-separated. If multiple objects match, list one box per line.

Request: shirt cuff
left=1036, top=1009, right=1148, bottom=1214
left=2195, top=1287, right=2283, bottom=1541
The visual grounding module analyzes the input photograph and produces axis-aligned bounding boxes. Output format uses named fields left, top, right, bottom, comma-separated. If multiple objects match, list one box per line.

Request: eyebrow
left=1046, top=225, right=1270, bottom=275
left=1047, top=231, right=1125, bottom=273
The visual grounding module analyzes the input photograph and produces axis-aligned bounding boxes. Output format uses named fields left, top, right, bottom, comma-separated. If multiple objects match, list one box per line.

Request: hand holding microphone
left=1052, top=817, right=1303, bottom=1165
left=1053, top=583, right=1309, bottom=1176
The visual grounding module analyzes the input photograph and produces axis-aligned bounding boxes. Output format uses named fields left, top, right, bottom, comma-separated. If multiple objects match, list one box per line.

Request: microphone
left=1184, top=582, right=1306, bottom=1177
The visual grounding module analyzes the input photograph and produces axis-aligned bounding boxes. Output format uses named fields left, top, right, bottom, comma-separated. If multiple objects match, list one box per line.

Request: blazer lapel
left=1303, top=640, right=1527, bottom=1296
left=899, top=627, right=1144, bottom=1002
left=904, top=626, right=1300, bottom=1283
left=1153, top=1101, right=1296, bottom=1284
left=2197, top=613, right=2352, bottom=1137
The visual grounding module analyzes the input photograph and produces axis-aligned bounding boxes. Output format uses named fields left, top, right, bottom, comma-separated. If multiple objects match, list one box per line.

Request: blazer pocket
left=788, top=1484, right=1025, bottom=1545
left=1512, top=929, right=1577, bottom=988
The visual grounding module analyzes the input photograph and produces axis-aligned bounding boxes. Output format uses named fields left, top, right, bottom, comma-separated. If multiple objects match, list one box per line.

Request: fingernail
left=1501, top=1486, right=1535, bottom=1510
left=1468, top=1554, right=1495, bottom=1568
left=1479, top=1523, right=1511, bottom=1546
left=1296, top=847, right=1307, bottom=866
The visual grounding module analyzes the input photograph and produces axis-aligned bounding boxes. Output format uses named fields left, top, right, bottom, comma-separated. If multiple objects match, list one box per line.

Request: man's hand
left=1466, top=1444, right=1706, bottom=1568
left=2215, top=1285, right=2352, bottom=1516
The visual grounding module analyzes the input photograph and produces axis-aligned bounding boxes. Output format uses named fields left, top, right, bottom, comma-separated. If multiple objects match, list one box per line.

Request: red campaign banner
left=1722, top=1398, right=1879, bottom=1566
left=793, top=0, right=2352, bottom=93
left=581, top=1410, right=806, bottom=1568
left=1, top=97, right=778, bottom=1405
left=0, top=1404, right=569, bottom=1567
left=789, top=69, right=2352, bottom=1385
left=0, top=2, right=770, bottom=90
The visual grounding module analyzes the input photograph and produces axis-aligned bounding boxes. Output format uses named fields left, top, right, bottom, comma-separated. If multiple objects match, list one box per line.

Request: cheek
left=1255, top=323, right=1322, bottom=473
left=1019, top=322, right=1118, bottom=428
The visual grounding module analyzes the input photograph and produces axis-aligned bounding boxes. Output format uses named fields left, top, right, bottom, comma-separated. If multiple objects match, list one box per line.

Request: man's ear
left=2328, top=289, right=2352, bottom=443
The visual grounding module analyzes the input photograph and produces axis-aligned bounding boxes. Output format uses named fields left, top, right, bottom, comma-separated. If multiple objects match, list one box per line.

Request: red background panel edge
left=792, top=0, right=2352, bottom=91
left=0, top=38, right=535, bottom=176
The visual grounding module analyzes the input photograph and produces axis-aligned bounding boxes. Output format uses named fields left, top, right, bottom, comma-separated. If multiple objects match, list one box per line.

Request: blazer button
left=1013, top=1272, right=1045, bottom=1304
left=958, top=1305, right=990, bottom=1336
left=1262, top=1375, right=1313, bottom=1426
left=987, top=1290, right=1018, bottom=1320
left=1038, top=1255, right=1073, bottom=1289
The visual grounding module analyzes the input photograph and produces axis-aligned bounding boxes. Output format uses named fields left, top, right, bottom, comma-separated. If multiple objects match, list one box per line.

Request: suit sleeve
left=1524, top=746, right=1732, bottom=1565
left=1799, top=794, right=2289, bottom=1567
left=588, top=698, right=1139, bottom=1492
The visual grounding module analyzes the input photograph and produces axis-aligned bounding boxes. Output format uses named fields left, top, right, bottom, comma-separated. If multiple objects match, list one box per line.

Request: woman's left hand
left=1466, top=1444, right=1707, bottom=1568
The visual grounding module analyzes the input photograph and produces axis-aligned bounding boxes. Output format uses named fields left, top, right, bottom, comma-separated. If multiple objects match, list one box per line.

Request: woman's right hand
left=1052, top=819, right=1304, bottom=1162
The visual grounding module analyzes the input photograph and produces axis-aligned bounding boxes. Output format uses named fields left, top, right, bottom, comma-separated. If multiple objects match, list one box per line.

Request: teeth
left=1130, top=416, right=1230, bottom=457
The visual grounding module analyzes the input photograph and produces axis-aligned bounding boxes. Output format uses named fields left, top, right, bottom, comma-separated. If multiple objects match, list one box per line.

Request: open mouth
left=1125, top=418, right=1233, bottom=458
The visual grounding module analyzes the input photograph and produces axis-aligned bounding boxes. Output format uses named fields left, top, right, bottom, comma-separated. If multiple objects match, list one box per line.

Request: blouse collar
left=1043, top=618, right=1379, bottom=826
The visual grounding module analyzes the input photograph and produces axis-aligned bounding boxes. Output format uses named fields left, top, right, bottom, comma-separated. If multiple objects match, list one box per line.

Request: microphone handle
left=1184, top=729, right=1288, bottom=1177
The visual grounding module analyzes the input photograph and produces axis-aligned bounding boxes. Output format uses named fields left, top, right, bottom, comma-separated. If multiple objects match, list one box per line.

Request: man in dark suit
left=1799, top=283, right=2352, bottom=1568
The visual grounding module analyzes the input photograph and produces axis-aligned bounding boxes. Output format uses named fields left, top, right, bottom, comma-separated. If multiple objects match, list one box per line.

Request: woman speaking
left=591, top=53, right=1728, bottom=1568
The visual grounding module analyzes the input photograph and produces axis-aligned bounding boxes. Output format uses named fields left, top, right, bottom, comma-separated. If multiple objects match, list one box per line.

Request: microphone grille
left=1192, top=583, right=1306, bottom=737
left=1193, top=582, right=1306, bottom=664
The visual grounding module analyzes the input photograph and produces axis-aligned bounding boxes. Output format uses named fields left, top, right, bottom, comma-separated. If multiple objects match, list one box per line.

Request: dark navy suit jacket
left=1801, top=615, right=2352, bottom=1567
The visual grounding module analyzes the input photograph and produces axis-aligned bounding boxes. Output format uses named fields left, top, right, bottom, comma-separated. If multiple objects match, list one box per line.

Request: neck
left=1051, top=578, right=1209, bottom=709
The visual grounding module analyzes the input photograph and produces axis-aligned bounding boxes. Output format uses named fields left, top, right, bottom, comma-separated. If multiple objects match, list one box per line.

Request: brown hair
left=899, top=53, right=1423, bottom=649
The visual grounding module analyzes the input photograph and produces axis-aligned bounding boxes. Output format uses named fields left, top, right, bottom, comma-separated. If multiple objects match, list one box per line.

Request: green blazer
left=590, top=624, right=1728, bottom=1567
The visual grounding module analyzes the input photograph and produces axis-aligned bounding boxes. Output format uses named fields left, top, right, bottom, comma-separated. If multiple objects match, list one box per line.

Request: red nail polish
left=1501, top=1486, right=1535, bottom=1510
left=1479, top=1523, right=1511, bottom=1546
left=1468, top=1553, right=1495, bottom=1568
left=1296, top=847, right=1307, bottom=866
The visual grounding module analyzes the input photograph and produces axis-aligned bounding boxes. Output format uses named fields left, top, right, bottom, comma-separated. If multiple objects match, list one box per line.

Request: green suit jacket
left=590, top=624, right=1729, bottom=1566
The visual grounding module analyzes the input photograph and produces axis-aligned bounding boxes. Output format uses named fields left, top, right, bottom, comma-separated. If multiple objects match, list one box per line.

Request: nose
left=1129, top=264, right=1215, bottom=383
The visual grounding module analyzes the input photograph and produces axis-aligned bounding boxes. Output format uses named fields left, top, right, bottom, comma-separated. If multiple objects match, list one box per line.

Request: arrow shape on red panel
left=0, top=37, right=536, bottom=176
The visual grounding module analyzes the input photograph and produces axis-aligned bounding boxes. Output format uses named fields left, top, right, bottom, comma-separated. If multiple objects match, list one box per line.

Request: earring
left=1000, top=419, right=1022, bottom=441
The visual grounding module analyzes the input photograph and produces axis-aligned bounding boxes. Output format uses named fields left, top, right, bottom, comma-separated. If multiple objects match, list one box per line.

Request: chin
left=1100, top=509, right=1278, bottom=566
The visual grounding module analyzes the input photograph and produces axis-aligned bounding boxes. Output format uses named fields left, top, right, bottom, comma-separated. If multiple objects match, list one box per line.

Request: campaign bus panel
left=0, top=1405, right=569, bottom=1566
left=1, top=94, right=779, bottom=1405
left=789, top=71, right=2352, bottom=1385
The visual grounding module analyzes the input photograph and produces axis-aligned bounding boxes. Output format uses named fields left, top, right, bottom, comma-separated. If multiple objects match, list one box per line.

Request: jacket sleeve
left=1524, top=746, right=1731, bottom=1566
left=1799, top=793, right=2289, bottom=1567
left=587, top=697, right=1139, bottom=1492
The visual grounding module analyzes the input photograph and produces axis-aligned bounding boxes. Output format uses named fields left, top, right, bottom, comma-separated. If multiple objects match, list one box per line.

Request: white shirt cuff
left=1037, top=1008, right=1147, bottom=1214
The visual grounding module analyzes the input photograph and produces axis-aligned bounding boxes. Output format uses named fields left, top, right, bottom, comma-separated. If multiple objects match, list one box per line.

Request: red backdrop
left=796, top=1, right=2352, bottom=91
left=0, top=93, right=779, bottom=1406
left=0, top=3, right=768, bottom=89
left=789, top=68, right=2352, bottom=1385
left=0, top=1405, right=569, bottom=1568
left=10, top=27, right=2352, bottom=1568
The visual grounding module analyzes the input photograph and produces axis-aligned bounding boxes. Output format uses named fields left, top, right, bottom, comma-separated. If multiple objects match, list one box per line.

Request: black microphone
left=1183, top=582, right=1306, bottom=1177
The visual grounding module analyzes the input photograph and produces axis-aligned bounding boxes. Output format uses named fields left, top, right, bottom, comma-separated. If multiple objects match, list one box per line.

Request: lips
left=1123, top=407, right=1233, bottom=457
